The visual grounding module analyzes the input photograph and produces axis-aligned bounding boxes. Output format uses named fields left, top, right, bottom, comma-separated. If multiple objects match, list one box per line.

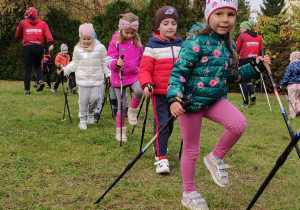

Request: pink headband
left=118, top=19, right=139, bottom=31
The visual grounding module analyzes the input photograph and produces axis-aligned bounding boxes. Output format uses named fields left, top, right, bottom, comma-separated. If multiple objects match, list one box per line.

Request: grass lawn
left=0, top=80, right=299, bottom=209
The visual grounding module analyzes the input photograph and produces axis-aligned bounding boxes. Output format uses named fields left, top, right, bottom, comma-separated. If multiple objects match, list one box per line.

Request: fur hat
left=205, top=0, right=238, bottom=21
left=290, top=51, right=300, bottom=61
left=239, top=21, right=252, bottom=30
left=61, top=44, right=68, bottom=52
left=155, top=6, right=178, bottom=30
left=79, top=23, right=95, bottom=38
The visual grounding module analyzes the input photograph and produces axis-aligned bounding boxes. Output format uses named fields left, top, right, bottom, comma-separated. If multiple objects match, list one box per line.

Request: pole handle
left=260, top=48, right=272, bottom=75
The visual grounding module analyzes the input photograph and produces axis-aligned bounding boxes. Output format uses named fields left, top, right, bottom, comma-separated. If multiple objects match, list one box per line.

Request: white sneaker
left=87, top=114, right=95, bottom=125
left=154, top=159, right=170, bottom=174
left=181, top=191, right=209, bottom=210
left=79, top=121, right=87, bottom=130
left=203, top=153, right=229, bottom=187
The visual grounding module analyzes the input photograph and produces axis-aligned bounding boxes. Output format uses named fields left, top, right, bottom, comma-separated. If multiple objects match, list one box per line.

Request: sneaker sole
left=36, top=83, right=45, bottom=92
left=181, top=199, right=208, bottom=210
left=203, top=156, right=228, bottom=187
left=156, top=169, right=170, bottom=174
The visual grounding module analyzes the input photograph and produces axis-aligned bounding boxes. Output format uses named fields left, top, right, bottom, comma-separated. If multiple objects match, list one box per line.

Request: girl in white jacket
left=60, top=23, right=111, bottom=129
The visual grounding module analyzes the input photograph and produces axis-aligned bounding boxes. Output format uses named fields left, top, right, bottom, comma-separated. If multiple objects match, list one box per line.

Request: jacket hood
left=149, top=31, right=182, bottom=45
left=245, top=30, right=257, bottom=37
left=188, top=22, right=206, bottom=34
left=25, top=18, right=40, bottom=26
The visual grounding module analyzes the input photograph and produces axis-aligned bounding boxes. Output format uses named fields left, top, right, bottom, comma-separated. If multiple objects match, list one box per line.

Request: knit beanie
left=61, top=44, right=68, bottom=52
left=155, top=6, right=178, bottom=30
left=290, top=51, right=300, bottom=61
left=205, top=0, right=238, bottom=21
left=24, top=7, right=37, bottom=19
left=79, top=23, right=95, bottom=38
left=239, top=21, right=252, bottom=30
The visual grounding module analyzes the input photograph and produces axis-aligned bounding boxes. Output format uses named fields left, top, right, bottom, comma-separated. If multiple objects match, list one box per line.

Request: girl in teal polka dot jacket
left=167, top=0, right=271, bottom=209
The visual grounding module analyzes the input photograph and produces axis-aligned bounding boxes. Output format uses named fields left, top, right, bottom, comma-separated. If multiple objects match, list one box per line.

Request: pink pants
left=287, top=84, right=300, bottom=118
left=178, top=99, right=247, bottom=193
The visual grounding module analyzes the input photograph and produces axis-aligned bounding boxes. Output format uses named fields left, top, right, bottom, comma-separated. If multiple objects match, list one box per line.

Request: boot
left=128, top=107, right=139, bottom=127
left=115, top=127, right=127, bottom=142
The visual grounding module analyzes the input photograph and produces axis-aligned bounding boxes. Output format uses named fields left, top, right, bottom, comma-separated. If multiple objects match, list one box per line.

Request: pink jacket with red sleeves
left=15, top=18, right=54, bottom=47
left=105, top=31, right=143, bottom=87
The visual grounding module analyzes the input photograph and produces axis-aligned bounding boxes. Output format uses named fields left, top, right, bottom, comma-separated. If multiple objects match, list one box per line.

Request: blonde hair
left=192, top=25, right=239, bottom=69
left=118, top=12, right=141, bottom=48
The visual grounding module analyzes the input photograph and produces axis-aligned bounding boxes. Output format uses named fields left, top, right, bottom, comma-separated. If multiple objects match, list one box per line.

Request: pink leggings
left=178, top=99, right=247, bottom=193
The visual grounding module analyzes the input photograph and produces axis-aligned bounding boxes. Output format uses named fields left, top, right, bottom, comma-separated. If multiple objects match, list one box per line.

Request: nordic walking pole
left=179, top=138, right=183, bottom=159
left=94, top=101, right=192, bottom=205
left=260, top=48, right=300, bottom=158
left=131, top=95, right=145, bottom=135
left=139, top=84, right=156, bottom=151
left=260, top=73, right=272, bottom=111
left=62, top=74, right=72, bottom=123
left=120, top=55, right=124, bottom=147
left=239, top=83, right=246, bottom=102
left=97, top=78, right=110, bottom=123
left=281, top=86, right=299, bottom=117
left=247, top=128, right=300, bottom=210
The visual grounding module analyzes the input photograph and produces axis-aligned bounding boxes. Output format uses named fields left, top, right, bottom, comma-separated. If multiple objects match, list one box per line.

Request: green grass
left=0, top=80, right=299, bottom=209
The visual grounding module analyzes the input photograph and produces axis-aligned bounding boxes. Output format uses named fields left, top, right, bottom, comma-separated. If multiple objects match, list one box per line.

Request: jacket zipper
left=170, top=40, right=175, bottom=64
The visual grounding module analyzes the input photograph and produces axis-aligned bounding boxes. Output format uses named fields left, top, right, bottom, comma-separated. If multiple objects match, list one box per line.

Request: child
left=167, top=1, right=271, bottom=209
left=60, top=23, right=111, bottom=129
left=52, top=44, right=71, bottom=93
left=42, top=49, right=53, bottom=89
left=138, top=6, right=183, bottom=174
left=106, top=12, right=144, bottom=141
left=34, top=49, right=53, bottom=89
left=280, top=51, right=300, bottom=118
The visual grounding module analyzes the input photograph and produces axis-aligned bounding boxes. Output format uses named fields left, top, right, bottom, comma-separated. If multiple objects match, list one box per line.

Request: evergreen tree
left=260, top=0, right=286, bottom=17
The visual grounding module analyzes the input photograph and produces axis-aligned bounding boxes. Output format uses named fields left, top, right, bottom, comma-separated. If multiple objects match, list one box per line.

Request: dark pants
left=23, top=45, right=44, bottom=90
left=43, top=66, right=52, bottom=87
left=53, top=73, right=75, bottom=90
left=152, top=94, right=173, bottom=157
left=239, top=58, right=256, bottom=104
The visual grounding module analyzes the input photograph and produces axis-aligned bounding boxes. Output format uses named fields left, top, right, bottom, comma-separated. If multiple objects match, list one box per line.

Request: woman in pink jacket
left=106, top=12, right=144, bottom=141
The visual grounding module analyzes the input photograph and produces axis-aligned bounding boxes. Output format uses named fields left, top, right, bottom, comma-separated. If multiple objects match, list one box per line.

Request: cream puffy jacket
left=62, top=40, right=111, bottom=87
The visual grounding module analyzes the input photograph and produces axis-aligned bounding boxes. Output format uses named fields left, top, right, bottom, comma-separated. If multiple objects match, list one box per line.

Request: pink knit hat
left=205, top=0, right=238, bottom=21
left=290, top=51, right=300, bottom=61
left=79, top=23, right=95, bottom=38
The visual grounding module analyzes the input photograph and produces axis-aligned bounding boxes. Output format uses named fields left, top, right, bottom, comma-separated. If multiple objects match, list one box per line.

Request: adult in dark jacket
left=15, top=7, right=54, bottom=95
left=236, top=21, right=264, bottom=107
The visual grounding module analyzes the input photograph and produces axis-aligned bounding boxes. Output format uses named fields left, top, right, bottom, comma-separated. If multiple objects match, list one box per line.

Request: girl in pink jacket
left=106, top=12, right=144, bottom=142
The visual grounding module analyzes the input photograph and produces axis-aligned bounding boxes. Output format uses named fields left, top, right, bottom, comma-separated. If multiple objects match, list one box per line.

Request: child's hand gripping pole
left=94, top=100, right=192, bottom=205
left=120, top=55, right=124, bottom=147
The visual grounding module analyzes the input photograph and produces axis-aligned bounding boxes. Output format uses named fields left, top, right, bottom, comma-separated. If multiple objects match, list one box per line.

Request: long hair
left=117, top=12, right=141, bottom=48
left=192, top=25, right=239, bottom=69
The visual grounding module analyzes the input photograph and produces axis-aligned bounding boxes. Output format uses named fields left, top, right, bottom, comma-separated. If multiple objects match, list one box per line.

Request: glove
left=250, top=60, right=267, bottom=73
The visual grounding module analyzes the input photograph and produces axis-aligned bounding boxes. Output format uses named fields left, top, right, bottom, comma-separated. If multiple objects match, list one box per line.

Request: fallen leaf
left=228, top=165, right=236, bottom=168
left=61, top=119, right=67, bottom=121
left=74, top=162, right=80, bottom=165
left=30, top=113, right=34, bottom=116
left=42, top=169, right=55, bottom=174
left=231, top=154, right=236, bottom=158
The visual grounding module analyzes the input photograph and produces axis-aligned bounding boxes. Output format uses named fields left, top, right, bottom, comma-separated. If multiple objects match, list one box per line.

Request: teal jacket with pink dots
left=167, top=22, right=260, bottom=112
